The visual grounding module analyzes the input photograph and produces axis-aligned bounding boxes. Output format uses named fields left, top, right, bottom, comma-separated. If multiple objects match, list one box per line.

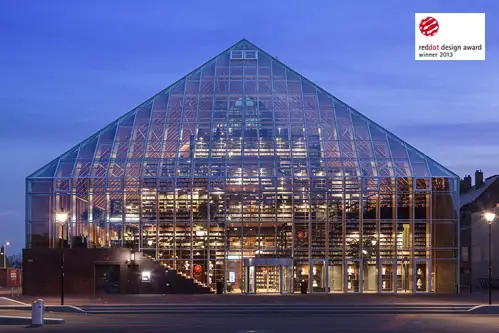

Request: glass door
left=345, top=260, right=361, bottom=293
left=363, top=260, right=378, bottom=293
left=328, top=261, right=343, bottom=293
left=311, top=259, right=328, bottom=293
left=281, top=265, right=293, bottom=294
left=379, top=260, right=395, bottom=292
left=414, top=259, right=431, bottom=292
left=397, top=258, right=413, bottom=293
left=256, top=266, right=280, bottom=293
left=245, top=265, right=256, bottom=294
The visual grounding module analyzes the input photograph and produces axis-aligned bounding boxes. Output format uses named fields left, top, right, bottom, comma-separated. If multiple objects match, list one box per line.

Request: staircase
left=140, top=253, right=214, bottom=294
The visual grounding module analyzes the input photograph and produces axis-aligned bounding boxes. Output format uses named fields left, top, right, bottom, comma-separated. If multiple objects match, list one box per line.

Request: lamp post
left=484, top=211, right=495, bottom=305
left=56, top=211, right=69, bottom=306
left=1, top=242, right=10, bottom=268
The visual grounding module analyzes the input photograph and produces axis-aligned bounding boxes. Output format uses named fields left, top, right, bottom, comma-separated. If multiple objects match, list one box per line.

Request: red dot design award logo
left=419, top=17, right=439, bottom=37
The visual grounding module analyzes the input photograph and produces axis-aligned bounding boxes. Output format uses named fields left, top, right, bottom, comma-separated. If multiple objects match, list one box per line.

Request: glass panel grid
left=26, top=39, right=458, bottom=294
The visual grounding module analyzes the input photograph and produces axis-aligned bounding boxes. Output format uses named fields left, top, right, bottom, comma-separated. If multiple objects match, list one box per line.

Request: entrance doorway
left=257, top=266, right=280, bottom=293
left=243, top=258, right=293, bottom=294
left=95, top=264, right=120, bottom=294
left=397, top=258, right=413, bottom=293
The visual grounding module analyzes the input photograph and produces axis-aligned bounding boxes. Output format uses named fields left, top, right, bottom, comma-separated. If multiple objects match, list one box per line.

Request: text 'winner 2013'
left=417, top=43, right=483, bottom=58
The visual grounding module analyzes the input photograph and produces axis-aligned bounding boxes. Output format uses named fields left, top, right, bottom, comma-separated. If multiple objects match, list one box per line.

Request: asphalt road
left=1, top=311, right=499, bottom=332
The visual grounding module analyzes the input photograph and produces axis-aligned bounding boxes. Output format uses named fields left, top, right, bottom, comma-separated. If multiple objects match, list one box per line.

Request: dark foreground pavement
left=1, top=312, right=499, bottom=332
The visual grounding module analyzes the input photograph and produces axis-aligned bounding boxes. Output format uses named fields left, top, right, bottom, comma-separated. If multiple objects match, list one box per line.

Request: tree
left=7, top=253, right=22, bottom=268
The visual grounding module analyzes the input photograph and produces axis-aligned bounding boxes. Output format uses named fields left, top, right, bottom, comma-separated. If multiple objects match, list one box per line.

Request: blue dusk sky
left=0, top=0, right=498, bottom=252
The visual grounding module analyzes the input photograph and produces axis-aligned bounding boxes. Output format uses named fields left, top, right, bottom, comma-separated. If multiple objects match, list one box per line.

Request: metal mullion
left=362, top=114, right=382, bottom=291
left=276, top=61, right=294, bottom=266
left=172, top=80, right=188, bottom=271
left=313, top=90, right=329, bottom=262
left=50, top=181, right=55, bottom=248
left=186, top=68, right=204, bottom=279
left=86, top=124, right=106, bottom=249
left=255, top=53, right=264, bottom=259
left=420, top=151, right=438, bottom=293
left=377, top=182, right=381, bottom=292
left=347, top=108, right=365, bottom=292
left=455, top=183, right=459, bottom=294
left=174, top=79, right=191, bottom=276
left=191, top=63, right=204, bottom=177
left=190, top=177, right=193, bottom=279
left=137, top=99, right=156, bottom=254
left=157, top=93, right=172, bottom=172
left=329, top=98, right=346, bottom=292
left=266, top=54, right=280, bottom=261
left=155, top=91, right=172, bottom=264
left=72, top=139, right=97, bottom=248
left=382, top=130, right=399, bottom=292
left=193, top=63, right=205, bottom=281
left=121, top=109, right=140, bottom=250
left=223, top=54, right=232, bottom=291
left=155, top=190, right=160, bottom=260
left=52, top=156, right=65, bottom=185
left=172, top=180, right=176, bottom=270
left=241, top=54, right=246, bottom=278
left=207, top=58, right=217, bottom=174
left=103, top=123, right=120, bottom=246
left=364, top=117, right=379, bottom=178
left=206, top=59, right=218, bottom=285
left=399, top=142, right=413, bottom=273
left=295, top=74, right=313, bottom=291
left=125, top=110, right=141, bottom=251
left=67, top=138, right=88, bottom=249
left=429, top=184, right=433, bottom=292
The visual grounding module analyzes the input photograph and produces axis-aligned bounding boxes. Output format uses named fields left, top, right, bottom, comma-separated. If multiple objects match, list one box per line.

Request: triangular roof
left=28, top=39, right=457, bottom=179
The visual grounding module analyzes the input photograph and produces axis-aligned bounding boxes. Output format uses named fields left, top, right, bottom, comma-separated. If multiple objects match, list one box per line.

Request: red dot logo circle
left=419, top=17, right=439, bottom=37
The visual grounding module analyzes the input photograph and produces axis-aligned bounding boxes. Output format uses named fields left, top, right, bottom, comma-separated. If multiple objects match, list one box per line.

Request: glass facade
left=26, top=39, right=459, bottom=293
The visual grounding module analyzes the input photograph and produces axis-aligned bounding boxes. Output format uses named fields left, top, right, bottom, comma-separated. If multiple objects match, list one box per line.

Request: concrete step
left=78, top=303, right=477, bottom=314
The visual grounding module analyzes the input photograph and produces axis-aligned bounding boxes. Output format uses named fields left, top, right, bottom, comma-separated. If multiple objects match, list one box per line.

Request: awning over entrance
left=243, top=257, right=293, bottom=267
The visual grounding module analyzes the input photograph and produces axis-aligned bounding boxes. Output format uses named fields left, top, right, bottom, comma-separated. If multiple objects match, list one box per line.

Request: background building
left=469, top=206, right=499, bottom=290
left=25, top=39, right=459, bottom=294
left=460, top=170, right=499, bottom=291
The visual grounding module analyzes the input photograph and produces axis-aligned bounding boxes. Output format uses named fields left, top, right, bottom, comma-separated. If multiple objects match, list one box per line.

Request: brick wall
left=22, top=248, right=167, bottom=296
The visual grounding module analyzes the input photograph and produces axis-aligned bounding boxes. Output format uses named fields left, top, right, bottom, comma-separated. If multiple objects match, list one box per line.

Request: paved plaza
left=0, top=311, right=499, bottom=332
left=1, top=290, right=499, bottom=306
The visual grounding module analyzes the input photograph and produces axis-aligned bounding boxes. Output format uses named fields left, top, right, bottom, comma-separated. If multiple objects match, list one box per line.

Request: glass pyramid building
left=26, top=39, right=459, bottom=293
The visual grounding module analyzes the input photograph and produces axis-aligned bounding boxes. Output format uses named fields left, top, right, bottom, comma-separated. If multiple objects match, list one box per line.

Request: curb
left=467, top=305, right=499, bottom=314
left=0, top=305, right=85, bottom=314
left=2, top=303, right=499, bottom=315
left=0, top=316, right=65, bottom=325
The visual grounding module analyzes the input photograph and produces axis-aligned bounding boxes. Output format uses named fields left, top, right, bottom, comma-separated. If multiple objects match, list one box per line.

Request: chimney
left=460, top=175, right=472, bottom=193
left=475, top=170, right=484, bottom=188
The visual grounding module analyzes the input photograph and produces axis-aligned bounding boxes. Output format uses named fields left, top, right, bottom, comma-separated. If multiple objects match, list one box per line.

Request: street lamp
left=1, top=242, right=10, bottom=268
left=56, top=210, right=69, bottom=306
left=484, top=211, right=495, bottom=305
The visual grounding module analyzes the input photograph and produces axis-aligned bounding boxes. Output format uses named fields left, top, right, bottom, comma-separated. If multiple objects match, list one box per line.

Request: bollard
left=31, top=299, right=44, bottom=326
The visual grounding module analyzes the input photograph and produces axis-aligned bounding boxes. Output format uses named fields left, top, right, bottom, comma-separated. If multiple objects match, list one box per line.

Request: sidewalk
left=3, top=291, right=498, bottom=306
